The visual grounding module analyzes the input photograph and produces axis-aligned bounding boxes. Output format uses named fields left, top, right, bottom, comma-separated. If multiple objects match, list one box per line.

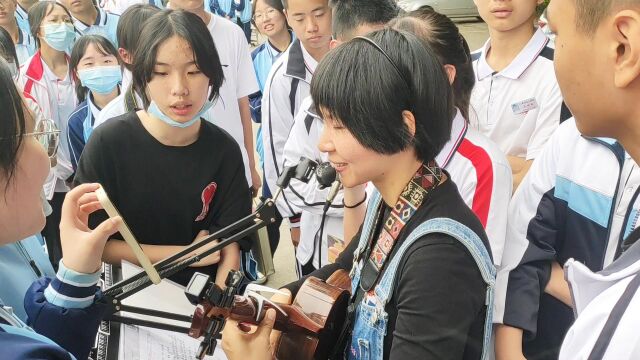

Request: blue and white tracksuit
left=495, top=118, right=640, bottom=357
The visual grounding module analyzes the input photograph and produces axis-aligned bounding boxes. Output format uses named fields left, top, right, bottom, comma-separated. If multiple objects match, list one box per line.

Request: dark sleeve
left=207, top=140, right=252, bottom=251
left=23, top=278, right=107, bottom=360
left=66, top=117, right=85, bottom=172
left=502, top=189, right=561, bottom=336
left=282, top=227, right=361, bottom=297
left=0, top=333, right=73, bottom=360
left=390, top=236, right=486, bottom=359
left=249, top=91, right=262, bottom=123
left=232, top=0, right=245, bottom=12
left=73, top=128, right=112, bottom=229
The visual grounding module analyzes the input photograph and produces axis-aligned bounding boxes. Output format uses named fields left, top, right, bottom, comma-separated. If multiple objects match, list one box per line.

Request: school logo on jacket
left=196, top=182, right=217, bottom=222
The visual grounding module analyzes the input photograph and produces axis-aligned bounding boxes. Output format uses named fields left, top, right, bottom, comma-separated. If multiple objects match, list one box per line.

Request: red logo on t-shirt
left=196, top=182, right=217, bottom=222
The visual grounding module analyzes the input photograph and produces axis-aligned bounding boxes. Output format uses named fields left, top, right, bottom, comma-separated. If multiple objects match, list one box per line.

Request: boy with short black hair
left=279, top=0, right=399, bottom=275
left=470, top=0, right=570, bottom=190
left=261, top=0, right=332, bottom=255
left=495, top=1, right=640, bottom=359
left=542, top=1, right=640, bottom=358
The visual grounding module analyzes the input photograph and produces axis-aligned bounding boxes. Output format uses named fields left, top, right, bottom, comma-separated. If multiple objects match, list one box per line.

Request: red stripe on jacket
left=457, top=138, right=494, bottom=227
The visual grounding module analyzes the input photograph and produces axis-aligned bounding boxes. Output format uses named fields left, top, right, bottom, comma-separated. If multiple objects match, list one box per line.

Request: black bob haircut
left=0, top=57, right=28, bottom=190
left=329, top=0, right=399, bottom=39
left=132, top=9, right=225, bottom=109
left=311, top=28, right=454, bottom=163
left=29, top=1, right=73, bottom=49
left=0, top=27, right=19, bottom=67
left=70, top=35, right=122, bottom=102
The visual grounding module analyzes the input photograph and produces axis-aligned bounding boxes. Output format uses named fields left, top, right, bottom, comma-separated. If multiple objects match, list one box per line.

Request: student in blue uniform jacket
left=0, top=56, right=123, bottom=360
left=67, top=34, right=122, bottom=171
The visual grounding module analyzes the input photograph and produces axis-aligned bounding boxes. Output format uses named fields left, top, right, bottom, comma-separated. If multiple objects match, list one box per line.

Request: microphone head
left=316, top=162, right=337, bottom=189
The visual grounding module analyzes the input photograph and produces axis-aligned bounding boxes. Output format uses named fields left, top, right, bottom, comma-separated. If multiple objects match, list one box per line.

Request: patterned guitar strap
left=359, top=161, right=443, bottom=292
left=330, top=161, right=443, bottom=359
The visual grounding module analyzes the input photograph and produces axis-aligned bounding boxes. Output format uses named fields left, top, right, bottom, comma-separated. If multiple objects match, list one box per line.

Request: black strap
left=587, top=273, right=640, bottom=360
left=288, top=78, right=299, bottom=116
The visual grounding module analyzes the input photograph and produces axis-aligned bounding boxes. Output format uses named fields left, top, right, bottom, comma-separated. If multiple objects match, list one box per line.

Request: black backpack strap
left=587, top=273, right=640, bottom=360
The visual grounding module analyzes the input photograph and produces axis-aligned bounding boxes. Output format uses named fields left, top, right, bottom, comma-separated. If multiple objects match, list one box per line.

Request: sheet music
left=119, top=324, right=227, bottom=360
left=117, top=261, right=228, bottom=360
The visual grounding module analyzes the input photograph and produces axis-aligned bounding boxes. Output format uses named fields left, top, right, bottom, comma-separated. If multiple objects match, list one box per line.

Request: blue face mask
left=147, top=98, right=214, bottom=128
left=78, top=65, right=122, bottom=94
left=41, top=23, right=76, bottom=52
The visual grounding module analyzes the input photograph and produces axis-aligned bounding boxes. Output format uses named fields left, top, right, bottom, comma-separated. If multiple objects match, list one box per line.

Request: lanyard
left=14, top=241, right=42, bottom=278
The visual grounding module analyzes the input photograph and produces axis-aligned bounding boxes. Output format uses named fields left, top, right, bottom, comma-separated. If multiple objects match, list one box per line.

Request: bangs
left=311, top=31, right=413, bottom=155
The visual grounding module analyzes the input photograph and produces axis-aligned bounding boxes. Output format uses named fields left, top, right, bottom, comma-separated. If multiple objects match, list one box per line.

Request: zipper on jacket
left=598, top=141, right=626, bottom=269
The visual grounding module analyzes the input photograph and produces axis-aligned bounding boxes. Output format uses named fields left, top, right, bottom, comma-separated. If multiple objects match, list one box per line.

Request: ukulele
left=189, top=270, right=352, bottom=360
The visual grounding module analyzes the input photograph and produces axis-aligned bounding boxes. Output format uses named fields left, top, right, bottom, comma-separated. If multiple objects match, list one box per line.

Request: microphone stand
left=99, top=157, right=320, bottom=338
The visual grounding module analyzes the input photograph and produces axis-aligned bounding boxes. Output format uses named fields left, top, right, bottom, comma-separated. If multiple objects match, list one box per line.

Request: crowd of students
left=1, top=0, right=640, bottom=359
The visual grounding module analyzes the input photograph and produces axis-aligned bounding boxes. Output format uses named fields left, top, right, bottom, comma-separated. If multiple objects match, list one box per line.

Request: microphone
left=315, top=162, right=337, bottom=189
left=316, top=162, right=341, bottom=210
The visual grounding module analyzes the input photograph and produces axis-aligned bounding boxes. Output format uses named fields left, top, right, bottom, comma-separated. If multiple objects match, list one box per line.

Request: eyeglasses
left=30, top=119, right=60, bottom=159
left=253, top=8, right=278, bottom=23
left=1, top=119, right=61, bottom=158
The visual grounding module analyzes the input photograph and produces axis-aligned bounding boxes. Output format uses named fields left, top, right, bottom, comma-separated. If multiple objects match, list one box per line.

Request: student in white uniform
left=540, top=1, right=640, bottom=359
left=391, top=7, right=512, bottom=265
left=470, top=0, right=570, bottom=191
left=262, top=0, right=332, bottom=249
left=19, top=1, right=78, bottom=268
left=280, top=0, right=398, bottom=275
left=61, top=0, right=120, bottom=47
left=0, top=0, right=35, bottom=64
left=66, top=35, right=121, bottom=172
left=169, top=0, right=261, bottom=195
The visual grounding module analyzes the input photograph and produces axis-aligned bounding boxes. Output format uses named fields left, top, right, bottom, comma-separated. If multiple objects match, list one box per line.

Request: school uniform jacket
left=262, top=38, right=313, bottom=222
left=495, top=118, right=640, bottom=356
left=560, top=233, right=640, bottom=360
left=67, top=99, right=92, bottom=171
left=19, top=51, right=76, bottom=199
left=437, top=110, right=512, bottom=265
left=0, top=261, right=107, bottom=360
left=73, top=7, right=120, bottom=47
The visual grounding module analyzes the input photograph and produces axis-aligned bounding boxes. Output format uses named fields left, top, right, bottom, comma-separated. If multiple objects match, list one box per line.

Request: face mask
left=41, top=23, right=76, bottom=52
left=147, top=98, right=214, bottom=129
left=78, top=65, right=122, bottom=94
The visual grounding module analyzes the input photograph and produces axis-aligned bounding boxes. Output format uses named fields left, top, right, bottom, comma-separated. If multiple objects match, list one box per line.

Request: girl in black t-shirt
left=74, top=9, right=251, bottom=286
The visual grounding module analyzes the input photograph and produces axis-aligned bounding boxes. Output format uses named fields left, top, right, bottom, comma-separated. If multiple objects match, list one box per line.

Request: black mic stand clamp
left=185, top=270, right=245, bottom=359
